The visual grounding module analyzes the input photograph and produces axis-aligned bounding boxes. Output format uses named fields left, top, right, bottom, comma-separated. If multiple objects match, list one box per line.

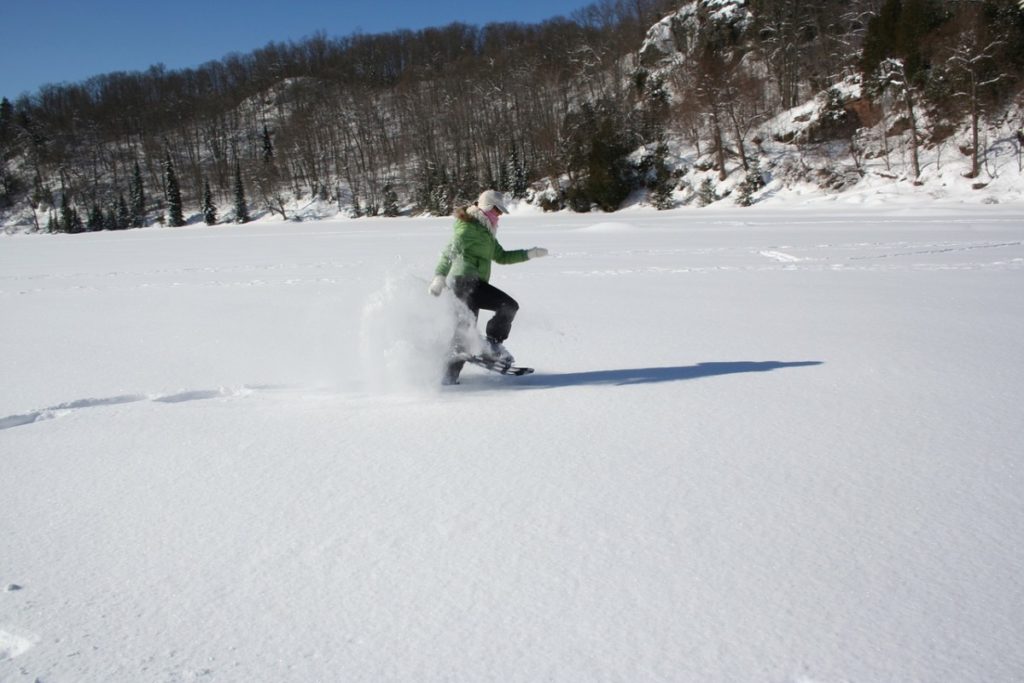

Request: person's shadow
left=512, top=361, right=823, bottom=388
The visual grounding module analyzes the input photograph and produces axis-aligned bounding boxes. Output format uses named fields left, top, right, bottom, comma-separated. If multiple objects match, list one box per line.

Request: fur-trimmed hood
left=454, top=205, right=497, bottom=234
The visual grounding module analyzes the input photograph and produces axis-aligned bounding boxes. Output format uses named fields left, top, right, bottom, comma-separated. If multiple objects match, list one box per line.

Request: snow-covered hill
left=3, top=203, right=1023, bottom=681
left=633, top=0, right=1024, bottom=211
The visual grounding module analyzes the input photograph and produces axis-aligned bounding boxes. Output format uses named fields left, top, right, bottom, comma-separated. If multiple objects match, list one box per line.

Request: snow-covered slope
left=2, top=204, right=1023, bottom=681
left=634, top=0, right=1024, bottom=211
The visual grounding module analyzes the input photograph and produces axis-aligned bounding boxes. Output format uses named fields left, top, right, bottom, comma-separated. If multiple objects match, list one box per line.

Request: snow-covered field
left=2, top=204, right=1023, bottom=682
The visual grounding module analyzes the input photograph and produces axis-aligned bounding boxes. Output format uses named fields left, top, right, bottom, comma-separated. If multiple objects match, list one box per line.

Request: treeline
left=0, top=0, right=678, bottom=229
left=1, top=0, right=1022, bottom=231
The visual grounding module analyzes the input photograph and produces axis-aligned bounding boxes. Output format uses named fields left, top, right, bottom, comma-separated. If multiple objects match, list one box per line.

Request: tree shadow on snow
left=515, top=360, right=823, bottom=389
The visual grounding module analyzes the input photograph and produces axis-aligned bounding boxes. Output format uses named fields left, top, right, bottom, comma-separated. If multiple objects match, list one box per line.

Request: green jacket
left=434, top=206, right=529, bottom=283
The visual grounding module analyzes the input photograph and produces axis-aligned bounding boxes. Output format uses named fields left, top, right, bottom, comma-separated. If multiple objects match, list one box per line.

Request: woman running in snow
left=428, top=189, right=548, bottom=384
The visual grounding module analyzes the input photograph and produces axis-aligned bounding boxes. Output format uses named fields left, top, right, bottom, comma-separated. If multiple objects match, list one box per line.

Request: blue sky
left=1, top=0, right=600, bottom=100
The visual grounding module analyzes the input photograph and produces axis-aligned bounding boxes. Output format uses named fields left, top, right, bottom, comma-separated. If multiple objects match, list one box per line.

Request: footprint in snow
left=0, top=387, right=262, bottom=431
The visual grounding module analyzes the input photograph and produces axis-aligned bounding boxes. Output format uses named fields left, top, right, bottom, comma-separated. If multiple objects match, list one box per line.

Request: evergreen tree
left=202, top=178, right=217, bottom=225
left=430, top=182, right=453, bottom=215
left=58, top=193, right=74, bottom=233
left=164, top=152, right=185, bottom=227
left=233, top=163, right=250, bottom=223
left=104, top=206, right=118, bottom=231
left=735, top=159, right=766, bottom=207
left=561, top=99, right=641, bottom=212
left=506, top=146, right=528, bottom=199
left=636, top=71, right=670, bottom=141
left=129, top=161, right=146, bottom=227
left=0, top=97, right=12, bottom=136
left=382, top=184, right=400, bottom=217
left=87, top=203, right=104, bottom=231
left=56, top=197, right=84, bottom=234
left=697, top=177, right=719, bottom=207
left=117, top=193, right=131, bottom=229
left=647, top=144, right=676, bottom=210
left=0, top=162, right=15, bottom=209
left=416, top=164, right=453, bottom=215
left=70, top=207, right=84, bottom=233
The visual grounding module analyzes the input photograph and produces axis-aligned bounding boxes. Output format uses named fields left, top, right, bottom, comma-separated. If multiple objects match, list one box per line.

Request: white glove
left=428, top=274, right=447, bottom=296
left=527, top=247, right=549, bottom=259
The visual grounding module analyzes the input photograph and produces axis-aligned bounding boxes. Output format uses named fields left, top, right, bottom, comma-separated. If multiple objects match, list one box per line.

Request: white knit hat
left=477, top=189, right=509, bottom=214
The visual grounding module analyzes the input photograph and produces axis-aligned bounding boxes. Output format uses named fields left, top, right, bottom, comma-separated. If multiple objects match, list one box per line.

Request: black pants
left=452, top=277, right=519, bottom=343
left=444, top=277, right=519, bottom=382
